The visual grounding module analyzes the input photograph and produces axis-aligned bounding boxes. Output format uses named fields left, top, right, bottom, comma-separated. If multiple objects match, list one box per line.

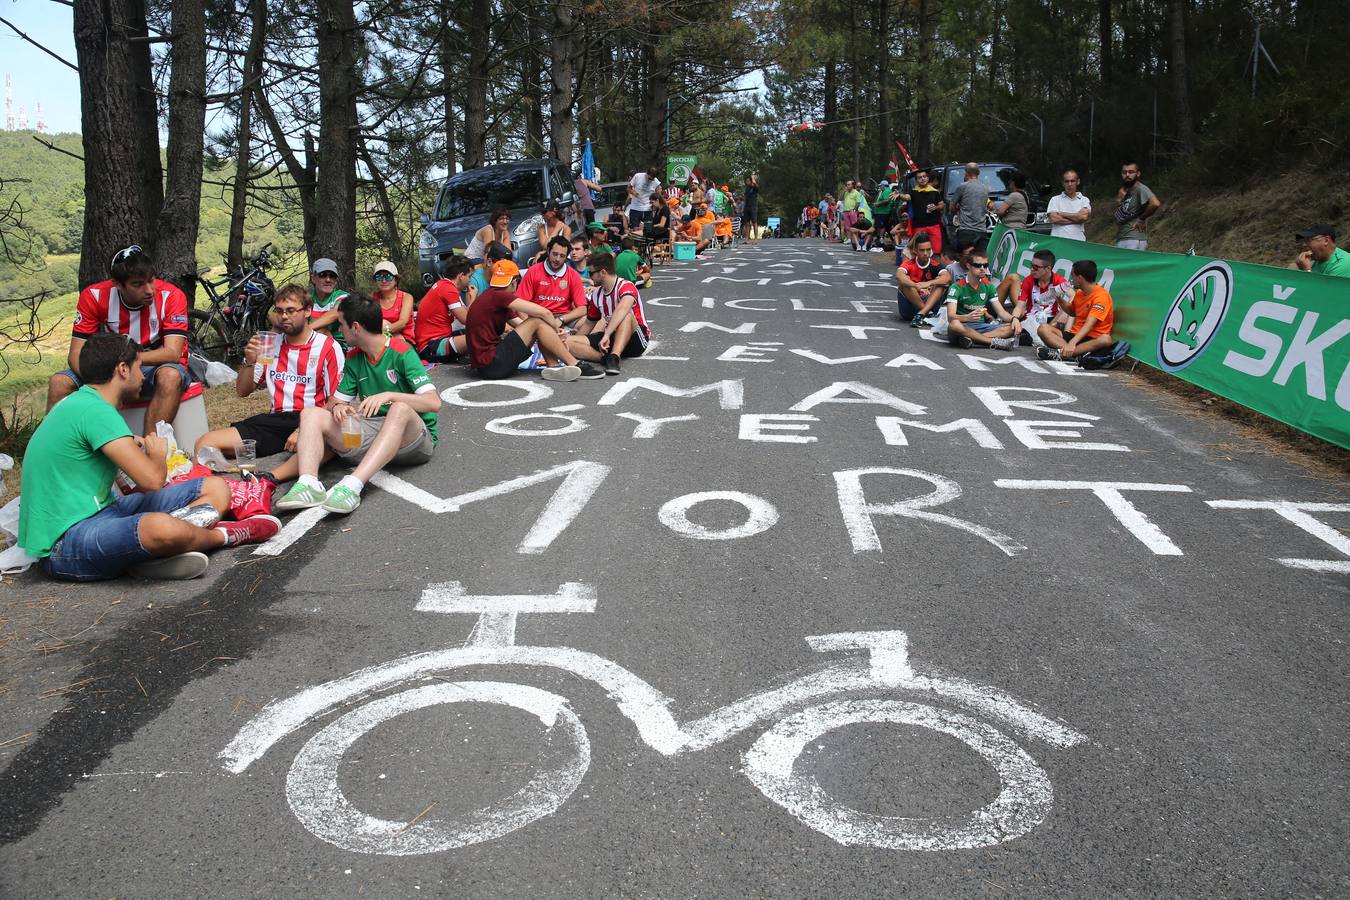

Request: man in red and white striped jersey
left=47, top=246, right=192, bottom=435
left=193, top=284, right=344, bottom=484
left=566, top=251, right=651, bottom=376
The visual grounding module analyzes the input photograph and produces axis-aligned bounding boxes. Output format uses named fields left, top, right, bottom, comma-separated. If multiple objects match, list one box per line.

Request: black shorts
left=232, top=411, right=301, bottom=457
left=478, top=331, right=532, bottom=379
left=418, top=336, right=463, bottom=364
left=587, top=327, right=648, bottom=358
left=582, top=209, right=596, bottom=223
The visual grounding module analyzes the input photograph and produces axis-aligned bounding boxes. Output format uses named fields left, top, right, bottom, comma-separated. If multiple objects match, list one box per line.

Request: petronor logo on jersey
left=1157, top=262, right=1233, bottom=372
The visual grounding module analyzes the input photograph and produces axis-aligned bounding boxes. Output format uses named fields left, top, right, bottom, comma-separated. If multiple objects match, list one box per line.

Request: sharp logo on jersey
left=1158, top=262, right=1233, bottom=372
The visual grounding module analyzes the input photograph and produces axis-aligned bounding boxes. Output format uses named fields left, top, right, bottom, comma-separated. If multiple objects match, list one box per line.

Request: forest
left=0, top=0, right=1346, bottom=312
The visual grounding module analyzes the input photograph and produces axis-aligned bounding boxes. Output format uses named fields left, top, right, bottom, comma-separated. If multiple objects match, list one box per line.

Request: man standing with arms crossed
left=1048, top=170, right=1091, bottom=240
left=1115, top=161, right=1162, bottom=250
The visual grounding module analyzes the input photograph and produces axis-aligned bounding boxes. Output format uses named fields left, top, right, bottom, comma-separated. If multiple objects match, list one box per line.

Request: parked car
left=417, top=158, right=578, bottom=286
left=899, top=162, right=1051, bottom=242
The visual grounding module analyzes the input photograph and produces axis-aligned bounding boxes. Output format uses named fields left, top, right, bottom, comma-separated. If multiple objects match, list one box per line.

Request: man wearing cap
left=1294, top=225, right=1350, bottom=278
left=309, top=257, right=350, bottom=346
left=465, top=259, right=604, bottom=382
left=586, top=221, right=616, bottom=254
left=275, top=294, right=441, bottom=515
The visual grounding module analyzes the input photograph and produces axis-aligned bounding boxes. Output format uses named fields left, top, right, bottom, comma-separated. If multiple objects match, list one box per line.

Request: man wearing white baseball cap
left=309, top=257, right=349, bottom=346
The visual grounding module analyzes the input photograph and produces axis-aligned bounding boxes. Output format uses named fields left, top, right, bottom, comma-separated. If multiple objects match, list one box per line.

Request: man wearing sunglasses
left=308, top=257, right=350, bottom=347
left=1293, top=224, right=1350, bottom=277
left=47, top=246, right=192, bottom=436
left=943, top=251, right=1019, bottom=351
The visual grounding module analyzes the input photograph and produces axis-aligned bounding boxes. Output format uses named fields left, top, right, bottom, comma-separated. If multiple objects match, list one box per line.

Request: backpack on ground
left=1079, top=340, right=1131, bottom=370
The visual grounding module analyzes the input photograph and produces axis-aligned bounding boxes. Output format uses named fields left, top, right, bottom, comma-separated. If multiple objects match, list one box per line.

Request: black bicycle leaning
left=188, top=243, right=278, bottom=364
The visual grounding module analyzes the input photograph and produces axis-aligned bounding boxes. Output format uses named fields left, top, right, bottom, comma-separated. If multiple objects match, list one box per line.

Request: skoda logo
left=990, top=230, right=1018, bottom=279
left=1157, top=262, right=1233, bottom=372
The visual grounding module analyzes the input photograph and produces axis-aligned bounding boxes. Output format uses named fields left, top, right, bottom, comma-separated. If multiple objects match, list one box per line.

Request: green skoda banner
left=987, top=225, right=1350, bottom=448
left=667, top=154, right=697, bottom=184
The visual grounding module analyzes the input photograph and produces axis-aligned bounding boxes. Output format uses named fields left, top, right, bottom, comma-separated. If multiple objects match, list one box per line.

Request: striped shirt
left=253, top=330, right=344, bottom=412
left=73, top=279, right=190, bottom=365
left=587, top=277, right=650, bottom=340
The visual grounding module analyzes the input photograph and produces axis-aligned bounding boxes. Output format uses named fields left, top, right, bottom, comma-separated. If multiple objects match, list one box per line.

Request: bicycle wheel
left=284, top=681, right=590, bottom=855
left=742, top=698, right=1054, bottom=851
left=187, top=309, right=230, bottom=363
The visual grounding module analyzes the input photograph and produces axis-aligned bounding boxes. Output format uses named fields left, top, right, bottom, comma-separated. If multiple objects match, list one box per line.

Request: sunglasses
left=314, top=271, right=338, bottom=279
left=971, top=262, right=990, bottom=268
left=111, top=244, right=144, bottom=266
left=373, top=273, right=396, bottom=281
left=1031, top=263, right=1051, bottom=270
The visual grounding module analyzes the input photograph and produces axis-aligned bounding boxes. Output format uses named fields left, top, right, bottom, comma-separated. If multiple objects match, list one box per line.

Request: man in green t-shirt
left=1294, top=224, right=1350, bottom=278
left=614, top=237, right=648, bottom=285
left=873, top=181, right=896, bottom=248
left=943, top=250, right=1020, bottom=351
left=20, top=333, right=280, bottom=581
left=276, top=294, right=442, bottom=515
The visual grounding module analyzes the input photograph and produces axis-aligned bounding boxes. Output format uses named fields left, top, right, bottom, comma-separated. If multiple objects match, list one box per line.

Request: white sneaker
left=130, top=551, right=209, bottom=580
left=541, top=364, right=581, bottom=382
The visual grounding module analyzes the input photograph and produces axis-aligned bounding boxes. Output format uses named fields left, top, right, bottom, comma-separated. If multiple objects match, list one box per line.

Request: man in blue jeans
left=20, top=333, right=281, bottom=581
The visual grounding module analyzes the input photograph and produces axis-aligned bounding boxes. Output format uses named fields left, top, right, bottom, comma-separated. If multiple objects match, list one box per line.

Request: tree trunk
left=315, top=0, right=360, bottom=281
left=523, top=8, right=545, bottom=157
left=1099, top=0, right=1113, bottom=84
left=73, top=0, right=162, bottom=290
left=1168, top=0, right=1195, bottom=154
left=228, top=0, right=267, bottom=272
left=156, top=0, right=208, bottom=302
left=916, top=0, right=933, bottom=164
left=823, top=59, right=838, bottom=185
left=462, top=0, right=490, bottom=169
left=439, top=0, right=458, bottom=173
left=548, top=0, right=576, bottom=168
left=848, top=4, right=861, bottom=179
left=359, top=139, right=402, bottom=261
left=874, top=0, right=891, bottom=175
left=256, top=87, right=317, bottom=251
left=640, top=26, right=670, bottom=168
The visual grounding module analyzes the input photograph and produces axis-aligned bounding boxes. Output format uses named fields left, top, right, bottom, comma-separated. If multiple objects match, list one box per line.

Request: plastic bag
left=196, top=445, right=232, bottom=472
left=204, top=360, right=237, bottom=387
left=0, top=496, right=35, bottom=576
left=157, top=420, right=193, bottom=482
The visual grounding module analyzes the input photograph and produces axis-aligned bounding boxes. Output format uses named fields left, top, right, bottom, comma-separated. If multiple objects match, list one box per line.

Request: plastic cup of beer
left=235, top=438, right=257, bottom=476
left=341, top=414, right=362, bottom=451
left=257, top=331, right=282, bottom=366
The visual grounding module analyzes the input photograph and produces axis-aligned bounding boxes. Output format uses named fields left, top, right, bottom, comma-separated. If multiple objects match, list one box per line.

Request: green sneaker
left=275, top=482, right=327, bottom=511
left=322, top=484, right=361, bottom=515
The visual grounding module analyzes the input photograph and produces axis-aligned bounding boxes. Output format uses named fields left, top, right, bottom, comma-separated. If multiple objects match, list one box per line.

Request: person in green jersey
left=1294, top=224, right=1350, bottom=277
left=275, top=294, right=442, bottom=515
left=308, top=257, right=351, bottom=347
left=873, top=180, right=896, bottom=248
left=614, top=238, right=645, bottom=283
left=20, top=333, right=281, bottom=581
left=943, top=250, right=1020, bottom=351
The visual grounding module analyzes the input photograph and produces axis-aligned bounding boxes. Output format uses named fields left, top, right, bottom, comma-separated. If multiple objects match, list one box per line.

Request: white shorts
left=1024, top=308, right=1055, bottom=347
left=1115, top=239, right=1148, bottom=251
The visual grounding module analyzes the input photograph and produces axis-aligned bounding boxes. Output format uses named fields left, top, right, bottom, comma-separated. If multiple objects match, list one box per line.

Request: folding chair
left=730, top=217, right=743, bottom=246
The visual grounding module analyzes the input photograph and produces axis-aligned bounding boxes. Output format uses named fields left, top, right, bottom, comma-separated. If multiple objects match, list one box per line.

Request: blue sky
left=1, top=1, right=80, bottom=134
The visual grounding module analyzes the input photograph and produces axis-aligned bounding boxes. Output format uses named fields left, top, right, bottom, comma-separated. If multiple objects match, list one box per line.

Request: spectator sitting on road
left=944, top=250, right=1019, bottom=351
left=615, top=237, right=649, bottom=287
left=371, top=260, right=415, bottom=344
left=896, top=232, right=951, bottom=327
left=414, top=255, right=475, bottom=363
left=468, top=241, right=513, bottom=300
left=849, top=212, right=877, bottom=252
left=1047, top=169, right=1091, bottom=241
left=518, top=236, right=591, bottom=341
left=22, top=333, right=280, bottom=581
left=194, top=283, right=345, bottom=485
left=943, top=240, right=975, bottom=284
left=1013, top=249, right=1073, bottom=348
left=1293, top=224, right=1350, bottom=277
left=587, top=221, right=616, bottom=254
left=465, top=207, right=512, bottom=264
left=714, top=212, right=734, bottom=247
left=568, top=235, right=592, bottom=284
left=566, top=251, right=651, bottom=376
left=1037, top=259, right=1116, bottom=361
left=949, top=162, right=992, bottom=251
left=275, top=294, right=442, bottom=515
left=308, top=257, right=351, bottom=346
left=683, top=204, right=716, bottom=254
left=463, top=259, right=604, bottom=383
left=47, top=245, right=192, bottom=436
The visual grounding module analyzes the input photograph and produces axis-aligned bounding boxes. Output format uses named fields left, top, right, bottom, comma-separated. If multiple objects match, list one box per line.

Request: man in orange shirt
left=1036, top=259, right=1115, bottom=361
left=682, top=204, right=715, bottom=254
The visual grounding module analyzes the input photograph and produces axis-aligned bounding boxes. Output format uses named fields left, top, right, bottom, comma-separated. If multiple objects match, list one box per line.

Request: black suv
left=899, top=162, right=1050, bottom=242
left=417, top=158, right=579, bottom=286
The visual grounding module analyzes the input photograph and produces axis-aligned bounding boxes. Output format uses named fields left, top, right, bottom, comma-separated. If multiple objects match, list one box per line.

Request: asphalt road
left=1, top=238, right=1347, bottom=897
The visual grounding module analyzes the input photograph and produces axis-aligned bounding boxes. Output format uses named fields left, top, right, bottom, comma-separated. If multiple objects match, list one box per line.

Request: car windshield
left=944, top=166, right=1019, bottom=196
left=436, top=168, right=544, bottom=220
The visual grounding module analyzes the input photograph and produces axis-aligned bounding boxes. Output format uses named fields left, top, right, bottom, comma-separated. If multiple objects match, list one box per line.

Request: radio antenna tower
left=17, top=104, right=27, bottom=131
left=35, top=102, right=45, bottom=134
left=5, top=76, right=13, bottom=132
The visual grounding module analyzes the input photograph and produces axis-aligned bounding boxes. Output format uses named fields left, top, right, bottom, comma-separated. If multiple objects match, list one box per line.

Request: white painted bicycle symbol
left=221, top=583, right=1087, bottom=856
